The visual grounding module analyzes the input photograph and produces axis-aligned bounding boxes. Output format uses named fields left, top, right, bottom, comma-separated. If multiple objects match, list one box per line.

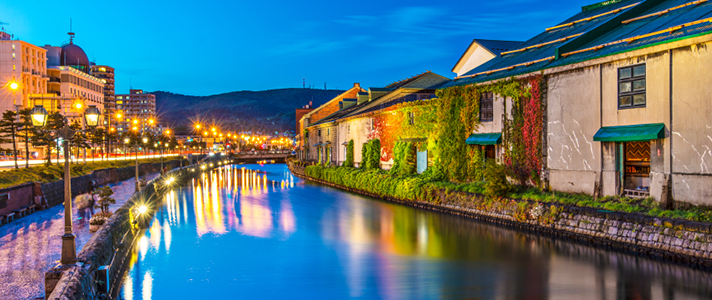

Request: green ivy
left=343, top=140, right=354, bottom=167
left=391, top=141, right=416, bottom=176
left=361, top=139, right=381, bottom=169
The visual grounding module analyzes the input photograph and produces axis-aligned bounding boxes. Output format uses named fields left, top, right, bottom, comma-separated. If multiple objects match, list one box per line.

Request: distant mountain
left=152, top=88, right=343, bottom=134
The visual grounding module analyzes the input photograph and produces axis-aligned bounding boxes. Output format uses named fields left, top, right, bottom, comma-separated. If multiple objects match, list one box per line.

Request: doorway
left=621, top=141, right=650, bottom=195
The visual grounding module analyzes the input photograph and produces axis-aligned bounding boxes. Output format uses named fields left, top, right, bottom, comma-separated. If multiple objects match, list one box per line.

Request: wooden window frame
left=618, top=64, right=646, bottom=109
left=480, top=92, right=493, bottom=122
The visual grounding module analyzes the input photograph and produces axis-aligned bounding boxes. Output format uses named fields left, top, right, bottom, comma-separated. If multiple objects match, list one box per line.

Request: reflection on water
left=120, top=164, right=712, bottom=300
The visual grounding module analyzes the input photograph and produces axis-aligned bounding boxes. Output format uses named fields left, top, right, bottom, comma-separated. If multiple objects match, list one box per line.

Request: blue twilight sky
left=2, top=0, right=595, bottom=96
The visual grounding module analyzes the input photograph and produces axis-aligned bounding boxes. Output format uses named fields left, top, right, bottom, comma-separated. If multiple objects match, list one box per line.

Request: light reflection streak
left=142, top=271, right=153, bottom=300
left=163, top=218, right=172, bottom=254
left=139, top=236, right=148, bottom=261
left=149, top=219, right=161, bottom=252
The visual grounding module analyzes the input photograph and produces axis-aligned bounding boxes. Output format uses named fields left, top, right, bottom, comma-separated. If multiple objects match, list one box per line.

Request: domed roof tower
left=60, top=27, right=90, bottom=73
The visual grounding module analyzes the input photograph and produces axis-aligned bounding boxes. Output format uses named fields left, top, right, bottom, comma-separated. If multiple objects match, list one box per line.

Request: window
left=618, top=64, right=646, bottom=108
left=480, top=92, right=493, bottom=122
left=318, top=129, right=321, bottom=136
left=12, top=53, right=15, bottom=59
left=327, top=128, right=330, bottom=136
left=408, top=112, right=415, bottom=125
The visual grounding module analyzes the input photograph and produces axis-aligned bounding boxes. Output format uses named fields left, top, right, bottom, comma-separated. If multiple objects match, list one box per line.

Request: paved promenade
left=0, top=174, right=158, bottom=300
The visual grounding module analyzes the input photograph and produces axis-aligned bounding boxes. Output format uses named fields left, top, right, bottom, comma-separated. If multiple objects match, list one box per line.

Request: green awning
left=593, top=123, right=666, bottom=142
left=466, top=133, right=502, bottom=145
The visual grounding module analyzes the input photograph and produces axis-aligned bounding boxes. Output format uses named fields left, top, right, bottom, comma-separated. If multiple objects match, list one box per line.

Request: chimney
left=309, top=101, right=313, bottom=107
left=354, top=83, right=360, bottom=88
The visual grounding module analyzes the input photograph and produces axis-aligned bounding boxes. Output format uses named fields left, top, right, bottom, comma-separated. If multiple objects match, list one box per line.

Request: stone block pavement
left=0, top=173, right=158, bottom=300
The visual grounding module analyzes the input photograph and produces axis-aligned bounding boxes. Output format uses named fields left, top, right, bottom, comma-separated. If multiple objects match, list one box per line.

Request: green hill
left=152, top=88, right=343, bottom=134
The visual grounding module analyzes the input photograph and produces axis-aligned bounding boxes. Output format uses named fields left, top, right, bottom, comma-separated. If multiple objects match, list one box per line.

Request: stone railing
left=44, top=155, right=225, bottom=300
left=290, top=164, right=712, bottom=266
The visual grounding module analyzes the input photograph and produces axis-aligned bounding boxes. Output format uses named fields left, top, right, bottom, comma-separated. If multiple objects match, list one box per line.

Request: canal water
left=119, top=163, right=712, bottom=299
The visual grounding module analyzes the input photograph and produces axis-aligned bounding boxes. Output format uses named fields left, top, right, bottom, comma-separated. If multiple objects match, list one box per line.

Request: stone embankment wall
left=44, top=156, right=222, bottom=300
left=0, top=158, right=197, bottom=217
left=289, top=164, right=712, bottom=266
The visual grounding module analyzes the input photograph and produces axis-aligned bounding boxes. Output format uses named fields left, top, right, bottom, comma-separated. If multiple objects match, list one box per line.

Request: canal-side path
left=0, top=173, right=159, bottom=300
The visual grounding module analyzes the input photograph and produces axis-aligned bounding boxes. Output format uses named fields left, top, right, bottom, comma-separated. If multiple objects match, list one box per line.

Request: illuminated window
left=12, top=65, right=15, bottom=71
left=12, top=53, right=15, bottom=59
left=11, top=44, right=15, bottom=50
left=116, top=101, right=123, bottom=104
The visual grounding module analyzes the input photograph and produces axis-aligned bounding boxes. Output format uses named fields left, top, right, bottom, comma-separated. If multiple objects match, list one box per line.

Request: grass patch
left=302, top=163, right=712, bottom=223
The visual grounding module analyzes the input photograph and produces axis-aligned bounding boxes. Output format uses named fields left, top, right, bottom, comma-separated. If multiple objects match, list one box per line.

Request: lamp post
left=125, top=135, right=148, bottom=192
left=31, top=104, right=100, bottom=265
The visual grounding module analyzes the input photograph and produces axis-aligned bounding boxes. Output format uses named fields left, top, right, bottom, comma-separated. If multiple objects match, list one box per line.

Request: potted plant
left=89, top=186, right=116, bottom=232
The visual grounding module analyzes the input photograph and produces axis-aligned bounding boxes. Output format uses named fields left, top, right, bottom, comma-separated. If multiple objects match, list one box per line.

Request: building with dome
left=32, top=34, right=104, bottom=125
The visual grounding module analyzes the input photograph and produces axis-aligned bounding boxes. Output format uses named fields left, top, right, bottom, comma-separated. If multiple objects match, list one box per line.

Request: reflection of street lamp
left=31, top=104, right=100, bottom=265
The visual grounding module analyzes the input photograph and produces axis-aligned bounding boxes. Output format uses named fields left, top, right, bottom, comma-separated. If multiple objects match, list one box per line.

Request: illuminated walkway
left=0, top=173, right=159, bottom=300
left=0, top=153, right=184, bottom=170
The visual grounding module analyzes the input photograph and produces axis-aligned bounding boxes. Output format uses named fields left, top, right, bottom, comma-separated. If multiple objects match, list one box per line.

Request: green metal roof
left=465, top=133, right=502, bottom=145
left=593, top=123, right=666, bottom=142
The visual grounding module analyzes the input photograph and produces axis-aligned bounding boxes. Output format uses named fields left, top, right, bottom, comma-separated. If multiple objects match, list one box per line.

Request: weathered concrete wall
left=670, top=42, right=712, bottom=205
left=342, top=117, right=372, bottom=167
left=549, top=169, right=598, bottom=195
left=477, top=94, right=508, bottom=134
left=547, top=66, right=602, bottom=194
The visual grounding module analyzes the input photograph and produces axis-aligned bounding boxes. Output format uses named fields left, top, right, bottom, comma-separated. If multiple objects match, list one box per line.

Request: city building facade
left=115, top=89, right=156, bottom=135
left=0, top=29, right=47, bottom=113
left=90, top=64, right=115, bottom=128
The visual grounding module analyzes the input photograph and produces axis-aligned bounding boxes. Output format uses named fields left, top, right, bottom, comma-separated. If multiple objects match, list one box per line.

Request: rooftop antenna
left=324, top=82, right=326, bottom=90
left=303, top=78, right=305, bottom=89
left=67, top=19, right=75, bottom=44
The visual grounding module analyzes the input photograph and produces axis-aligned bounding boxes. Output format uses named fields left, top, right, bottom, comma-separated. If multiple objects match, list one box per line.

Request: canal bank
left=113, top=163, right=712, bottom=299
left=288, top=163, right=712, bottom=268
left=43, top=156, right=229, bottom=300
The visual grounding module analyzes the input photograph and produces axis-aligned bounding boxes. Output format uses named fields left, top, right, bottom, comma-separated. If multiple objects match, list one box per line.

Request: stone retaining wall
left=0, top=183, right=36, bottom=216
left=41, top=159, right=185, bottom=208
left=0, top=159, right=198, bottom=218
left=290, top=164, right=712, bottom=267
left=44, top=155, right=222, bottom=300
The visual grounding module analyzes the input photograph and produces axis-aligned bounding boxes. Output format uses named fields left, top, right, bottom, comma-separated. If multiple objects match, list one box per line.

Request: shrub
left=483, top=160, right=510, bottom=198
left=95, top=186, right=116, bottom=214
left=361, top=139, right=381, bottom=170
left=343, top=140, right=354, bottom=167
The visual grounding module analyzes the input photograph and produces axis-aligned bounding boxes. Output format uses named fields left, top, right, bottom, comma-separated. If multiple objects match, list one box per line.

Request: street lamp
left=31, top=104, right=100, bottom=265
